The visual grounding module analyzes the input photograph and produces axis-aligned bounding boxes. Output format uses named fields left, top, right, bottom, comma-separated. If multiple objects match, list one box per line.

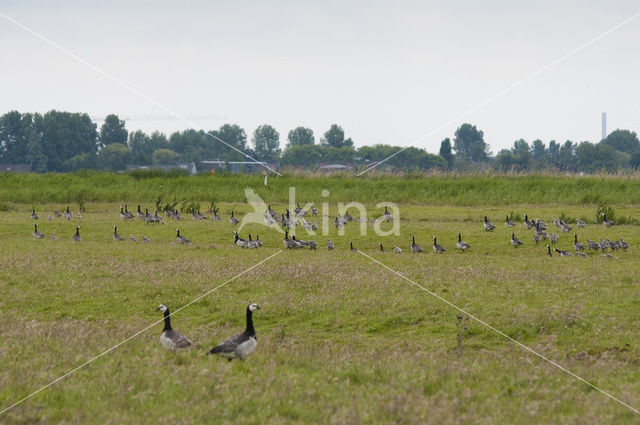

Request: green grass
left=4, top=171, right=640, bottom=206
left=1, top=200, right=640, bottom=424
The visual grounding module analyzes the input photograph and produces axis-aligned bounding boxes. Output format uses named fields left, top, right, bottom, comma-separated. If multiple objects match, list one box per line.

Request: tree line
left=0, top=110, right=638, bottom=173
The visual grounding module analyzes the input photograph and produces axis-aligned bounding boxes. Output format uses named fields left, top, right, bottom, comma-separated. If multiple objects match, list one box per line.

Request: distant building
left=130, top=162, right=197, bottom=174
left=200, top=160, right=276, bottom=174
left=0, top=163, right=32, bottom=173
left=318, top=164, right=352, bottom=172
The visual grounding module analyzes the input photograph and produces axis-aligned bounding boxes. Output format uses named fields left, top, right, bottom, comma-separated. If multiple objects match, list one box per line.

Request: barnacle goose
left=207, top=303, right=260, bottom=360
left=456, top=233, right=470, bottom=252
left=326, top=239, right=335, bottom=250
left=411, top=235, right=423, bottom=253
left=505, top=215, right=515, bottom=227
left=72, top=226, right=81, bottom=242
left=157, top=304, right=192, bottom=350
left=432, top=236, right=445, bottom=254
left=510, top=233, right=522, bottom=248
left=483, top=216, right=495, bottom=231
left=33, top=223, right=44, bottom=239
left=113, top=226, right=125, bottom=241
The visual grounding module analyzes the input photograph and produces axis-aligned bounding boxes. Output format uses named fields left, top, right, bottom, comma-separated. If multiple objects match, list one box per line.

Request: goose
left=72, top=226, right=81, bottom=242
left=379, top=243, right=386, bottom=252
left=576, top=218, right=586, bottom=229
left=524, top=214, right=534, bottom=230
left=535, top=222, right=548, bottom=240
left=350, top=242, right=359, bottom=252
left=48, top=215, right=54, bottom=221
left=32, top=223, right=44, bottom=238
left=120, top=206, right=128, bottom=219
left=599, top=238, right=609, bottom=252
left=554, top=248, right=573, bottom=257
left=51, top=233, right=57, bottom=241
left=602, top=214, right=614, bottom=227
left=394, top=245, right=402, bottom=254
left=157, top=304, right=192, bottom=350
left=483, top=216, right=495, bottom=231
left=326, top=239, right=335, bottom=250
left=255, top=234, right=263, bottom=248
left=64, top=206, right=73, bottom=220
left=124, top=205, right=134, bottom=219
left=290, top=235, right=306, bottom=249
left=586, top=238, right=599, bottom=251
left=30, top=208, right=38, bottom=220
left=618, top=238, right=630, bottom=251
left=176, top=229, right=191, bottom=245
left=76, top=211, right=82, bottom=219
left=292, top=235, right=315, bottom=250
left=560, top=221, right=571, bottom=233
left=510, top=233, right=522, bottom=248
left=283, top=231, right=298, bottom=249
left=229, top=211, right=239, bottom=225
left=456, top=233, right=470, bottom=252
left=411, top=235, right=423, bottom=253
left=533, top=232, right=540, bottom=245
left=233, top=231, right=247, bottom=248
left=137, top=205, right=145, bottom=219
left=54, top=209, right=61, bottom=218
left=432, top=236, right=446, bottom=254
left=129, top=234, right=137, bottom=242
left=142, top=235, right=150, bottom=243
left=211, top=206, right=222, bottom=221
left=112, top=226, right=125, bottom=241
left=601, top=253, right=615, bottom=259
left=505, top=215, right=515, bottom=227
left=546, top=245, right=552, bottom=257
left=207, top=303, right=260, bottom=360
left=573, top=234, right=585, bottom=252
left=384, top=206, right=393, bottom=222
left=311, top=207, right=318, bottom=216
left=246, top=234, right=260, bottom=249
left=550, top=233, right=559, bottom=244
left=576, top=252, right=588, bottom=258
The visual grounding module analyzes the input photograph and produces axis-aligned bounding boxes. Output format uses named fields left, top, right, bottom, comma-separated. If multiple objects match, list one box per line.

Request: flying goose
left=483, top=216, right=495, bottom=231
left=326, top=239, right=335, bottom=250
left=229, top=211, right=239, bottom=225
left=113, top=226, right=125, bottom=241
left=33, top=223, right=44, bottom=239
left=30, top=208, right=38, bottom=220
left=554, top=248, right=573, bottom=257
left=176, top=229, right=191, bottom=245
left=573, top=234, right=585, bottom=252
left=157, top=304, right=192, bottom=350
left=350, top=242, right=359, bottom=252
left=456, top=233, right=470, bottom=252
left=505, top=215, right=515, bottom=227
left=207, top=303, right=260, bottom=360
left=510, top=233, right=522, bottom=248
left=411, top=235, right=423, bottom=253
left=432, top=236, right=445, bottom=254
left=72, top=226, right=81, bottom=242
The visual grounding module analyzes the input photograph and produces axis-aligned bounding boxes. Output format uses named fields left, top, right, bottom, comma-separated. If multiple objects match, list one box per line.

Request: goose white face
left=249, top=303, right=260, bottom=312
left=157, top=304, right=168, bottom=313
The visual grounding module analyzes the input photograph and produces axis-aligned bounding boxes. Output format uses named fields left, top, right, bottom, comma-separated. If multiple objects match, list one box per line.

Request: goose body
left=33, top=223, right=44, bottom=238
left=602, top=214, right=614, bottom=227
left=208, top=303, right=260, bottom=360
left=176, top=229, right=191, bottom=245
left=394, top=245, right=402, bottom=253
left=350, top=242, right=358, bottom=252
left=283, top=231, right=298, bottom=249
left=573, top=234, right=585, bottom=252
left=547, top=245, right=552, bottom=257
left=524, top=215, right=534, bottom=230
left=31, top=208, right=38, bottom=220
left=576, top=218, right=586, bottom=229
left=142, top=235, right=150, bottom=243
left=72, top=226, right=81, bottom=242
left=229, top=211, right=239, bottom=225
left=384, top=206, right=393, bottom=221
left=129, top=234, right=137, bottom=242
left=113, top=226, right=125, bottom=241
left=550, top=233, right=559, bottom=244
left=432, top=236, right=445, bottom=254
left=505, top=215, right=515, bottom=227
left=554, top=248, right=573, bottom=257
left=157, top=304, right=192, bottom=350
left=510, top=233, right=522, bottom=248
left=456, top=233, right=470, bottom=251
left=379, top=243, right=386, bottom=252
left=326, top=239, right=335, bottom=250
left=483, top=216, right=495, bottom=231
left=64, top=206, right=73, bottom=220
left=235, top=232, right=248, bottom=248
left=411, top=235, right=422, bottom=253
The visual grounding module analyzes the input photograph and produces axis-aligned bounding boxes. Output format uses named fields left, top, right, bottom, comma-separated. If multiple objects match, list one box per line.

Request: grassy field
left=1, top=186, right=640, bottom=423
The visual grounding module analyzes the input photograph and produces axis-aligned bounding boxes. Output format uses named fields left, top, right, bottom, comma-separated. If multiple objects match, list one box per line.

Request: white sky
left=1, top=0, right=639, bottom=154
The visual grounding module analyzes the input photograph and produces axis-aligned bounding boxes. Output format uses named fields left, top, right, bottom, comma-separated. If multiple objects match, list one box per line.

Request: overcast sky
left=1, top=0, right=639, bottom=154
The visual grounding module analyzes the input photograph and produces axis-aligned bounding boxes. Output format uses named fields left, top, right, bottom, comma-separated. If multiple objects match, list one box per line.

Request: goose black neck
left=163, top=309, right=172, bottom=331
left=245, top=307, right=255, bottom=336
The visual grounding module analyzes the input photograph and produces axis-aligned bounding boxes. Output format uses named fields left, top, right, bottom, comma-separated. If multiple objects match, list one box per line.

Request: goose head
left=157, top=304, right=169, bottom=313
left=248, top=303, right=260, bottom=312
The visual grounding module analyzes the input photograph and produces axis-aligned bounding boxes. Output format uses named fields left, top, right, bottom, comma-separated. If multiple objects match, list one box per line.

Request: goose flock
left=27, top=206, right=631, bottom=259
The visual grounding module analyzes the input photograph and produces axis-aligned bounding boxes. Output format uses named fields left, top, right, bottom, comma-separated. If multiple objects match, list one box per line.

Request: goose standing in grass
left=31, top=208, right=38, bottom=220
left=129, top=234, right=137, bottom=242
left=234, top=231, right=248, bottom=248
left=411, top=235, right=423, bottom=253
left=576, top=252, right=588, bottom=258
left=554, top=248, right=573, bottom=257
left=432, top=236, right=445, bottom=254
left=64, top=206, right=73, bottom=220
left=524, top=214, right=534, bottom=230
left=546, top=245, right=552, bottom=257
left=142, top=235, right=150, bottom=243
left=76, top=211, right=82, bottom=219
left=283, top=231, right=298, bottom=249
left=510, top=233, right=522, bottom=248
left=113, top=226, right=125, bottom=241
left=550, top=233, right=559, bottom=244
left=51, top=233, right=57, bottom=241
left=394, top=245, right=402, bottom=254
left=384, top=206, right=393, bottom=222
left=586, top=238, right=599, bottom=251
left=379, top=243, right=386, bottom=252
left=599, top=238, right=609, bottom=252
left=229, top=211, right=239, bottom=225
left=456, top=233, right=470, bottom=252
left=176, top=229, right=191, bottom=245
left=33, top=224, right=44, bottom=239
left=505, top=215, right=515, bottom=227
left=72, top=226, right=81, bottom=242
left=326, top=239, right=335, bottom=250
left=137, top=205, right=145, bottom=219
left=120, top=206, right=129, bottom=220
left=602, top=214, right=614, bottom=227
left=255, top=234, right=263, bottom=248
left=350, top=242, right=359, bottom=252
left=573, top=234, right=585, bottom=252
left=576, top=218, right=586, bottom=229
left=48, top=215, right=54, bottom=221
left=618, top=238, right=630, bottom=251
left=54, top=209, right=61, bottom=218
left=157, top=304, right=192, bottom=350
left=207, top=303, right=260, bottom=360
left=246, top=234, right=260, bottom=249
left=483, top=216, right=495, bottom=231
left=533, top=232, right=540, bottom=245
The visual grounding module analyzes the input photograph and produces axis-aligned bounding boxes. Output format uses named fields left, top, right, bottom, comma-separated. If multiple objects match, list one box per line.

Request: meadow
left=1, top=173, right=640, bottom=424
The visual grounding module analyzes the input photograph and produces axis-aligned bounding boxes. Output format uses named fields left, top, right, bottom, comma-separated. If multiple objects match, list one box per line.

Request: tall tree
left=439, top=138, right=454, bottom=169
left=99, top=143, right=132, bottom=171
left=321, top=124, right=353, bottom=148
left=40, top=111, right=98, bottom=171
left=602, top=129, right=639, bottom=154
left=100, top=114, right=128, bottom=146
left=453, top=123, right=488, bottom=162
left=252, top=124, right=281, bottom=161
left=287, top=127, right=315, bottom=146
